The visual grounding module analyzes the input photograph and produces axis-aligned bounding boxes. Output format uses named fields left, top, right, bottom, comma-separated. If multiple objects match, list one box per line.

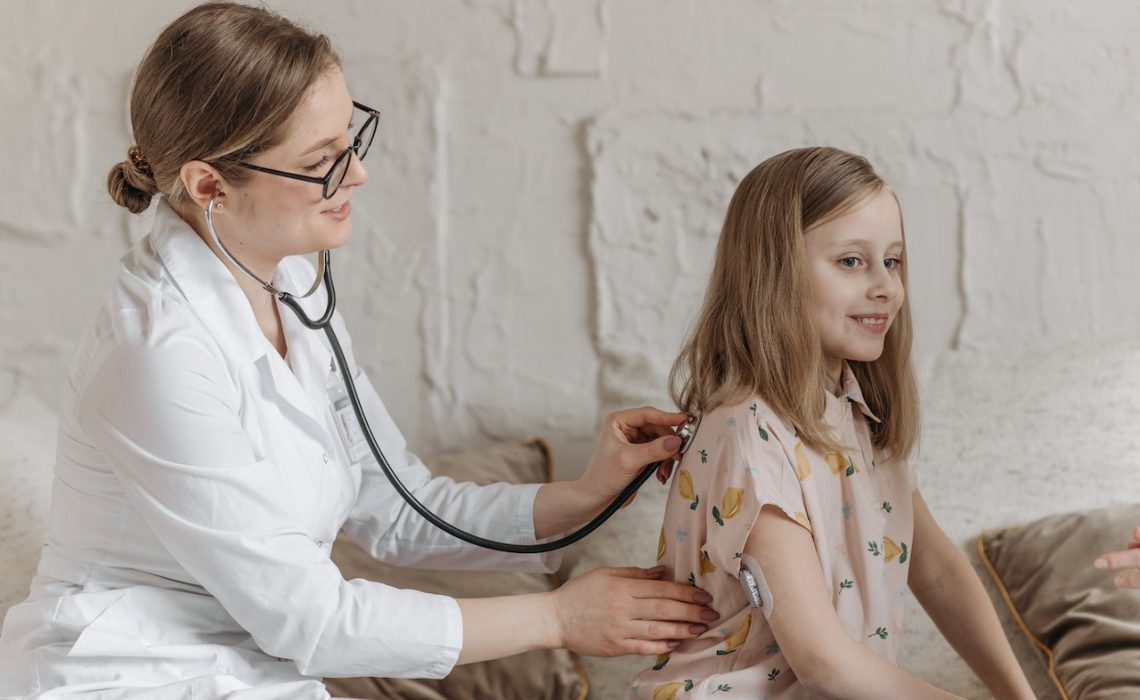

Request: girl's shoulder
left=694, top=395, right=798, bottom=468
left=703, top=394, right=796, bottom=437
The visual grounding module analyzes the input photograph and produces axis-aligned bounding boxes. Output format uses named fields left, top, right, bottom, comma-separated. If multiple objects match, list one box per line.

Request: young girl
left=631, top=147, right=1035, bottom=699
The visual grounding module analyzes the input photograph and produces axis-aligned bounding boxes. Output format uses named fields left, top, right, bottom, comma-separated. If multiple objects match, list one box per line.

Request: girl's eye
left=304, top=155, right=331, bottom=172
left=839, top=256, right=861, bottom=269
left=884, top=257, right=903, bottom=270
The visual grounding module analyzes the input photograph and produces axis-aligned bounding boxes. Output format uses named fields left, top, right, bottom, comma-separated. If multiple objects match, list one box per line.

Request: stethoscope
left=205, top=193, right=701, bottom=553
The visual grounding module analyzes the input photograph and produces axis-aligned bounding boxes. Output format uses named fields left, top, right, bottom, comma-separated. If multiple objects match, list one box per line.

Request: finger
left=1095, top=549, right=1140, bottom=570
left=1133, top=525, right=1140, bottom=543
left=639, top=423, right=678, bottom=440
left=656, top=461, right=674, bottom=484
left=625, top=619, right=709, bottom=641
left=612, top=565, right=667, bottom=580
left=620, top=434, right=684, bottom=474
left=622, top=639, right=684, bottom=656
left=610, top=406, right=689, bottom=431
left=1116, top=570, right=1140, bottom=589
left=627, top=579, right=714, bottom=605
left=632, top=598, right=719, bottom=625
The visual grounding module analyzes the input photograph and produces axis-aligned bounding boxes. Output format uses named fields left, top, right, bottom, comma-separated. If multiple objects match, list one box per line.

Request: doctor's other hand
left=577, top=406, right=689, bottom=509
left=1094, top=525, right=1140, bottom=588
left=551, top=565, right=715, bottom=656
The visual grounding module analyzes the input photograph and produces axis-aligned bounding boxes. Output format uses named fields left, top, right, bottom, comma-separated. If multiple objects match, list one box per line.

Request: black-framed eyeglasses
left=237, top=101, right=379, bottom=200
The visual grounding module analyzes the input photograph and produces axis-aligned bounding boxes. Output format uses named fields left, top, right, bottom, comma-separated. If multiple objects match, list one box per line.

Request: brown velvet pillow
left=977, top=504, right=1140, bottom=699
left=323, top=439, right=588, bottom=700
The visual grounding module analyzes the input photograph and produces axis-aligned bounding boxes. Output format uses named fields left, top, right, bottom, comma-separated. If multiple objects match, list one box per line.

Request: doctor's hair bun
left=107, top=157, right=157, bottom=214
left=106, top=2, right=340, bottom=213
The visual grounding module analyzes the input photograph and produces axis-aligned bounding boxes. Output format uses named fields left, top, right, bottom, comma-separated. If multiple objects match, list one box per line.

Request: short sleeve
left=704, top=414, right=812, bottom=577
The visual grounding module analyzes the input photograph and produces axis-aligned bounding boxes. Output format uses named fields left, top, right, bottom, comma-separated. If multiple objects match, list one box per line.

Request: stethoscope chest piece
left=675, top=414, right=702, bottom=457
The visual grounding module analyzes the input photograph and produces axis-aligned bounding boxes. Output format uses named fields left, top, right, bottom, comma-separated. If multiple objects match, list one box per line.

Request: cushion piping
left=975, top=529, right=1070, bottom=700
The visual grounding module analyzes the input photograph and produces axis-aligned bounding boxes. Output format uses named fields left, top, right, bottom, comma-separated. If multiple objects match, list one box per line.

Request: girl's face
left=802, top=187, right=905, bottom=384
left=218, top=66, right=368, bottom=268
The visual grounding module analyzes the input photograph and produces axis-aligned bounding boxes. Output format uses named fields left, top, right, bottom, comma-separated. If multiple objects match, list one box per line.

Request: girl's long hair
left=669, top=146, right=918, bottom=459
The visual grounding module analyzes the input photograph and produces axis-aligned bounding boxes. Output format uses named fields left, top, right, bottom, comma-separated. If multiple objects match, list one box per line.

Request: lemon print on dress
left=721, top=488, right=744, bottom=519
left=657, top=527, right=666, bottom=560
left=826, top=451, right=858, bottom=477
left=653, top=680, right=694, bottom=700
left=793, top=442, right=811, bottom=480
left=883, top=536, right=908, bottom=563
left=712, top=487, right=744, bottom=526
left=717, top=613, right=751, bottom=655
left=677, top=469, right=700, bottom=510
left=700, top=549, right=717, bottom=574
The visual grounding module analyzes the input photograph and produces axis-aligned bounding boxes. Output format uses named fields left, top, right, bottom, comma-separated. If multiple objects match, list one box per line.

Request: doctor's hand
left=552, top=565, right=715, bottom=656
left=533, top=407, right=687, bottom=540
left=1094, top=526, right=1140, bottom=588
left=578, top=406, right=689, bottom=509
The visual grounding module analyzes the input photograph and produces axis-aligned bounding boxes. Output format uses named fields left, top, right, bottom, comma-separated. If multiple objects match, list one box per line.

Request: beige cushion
left=978, top=504, right=1140, bottom=699
left=324, top=439, right=587, bottom=700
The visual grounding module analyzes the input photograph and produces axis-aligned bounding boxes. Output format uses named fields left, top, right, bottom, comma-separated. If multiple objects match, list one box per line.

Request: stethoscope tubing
left=207, top=199, right=676, bottom=553
left=283, top=253, right=669, bottom=553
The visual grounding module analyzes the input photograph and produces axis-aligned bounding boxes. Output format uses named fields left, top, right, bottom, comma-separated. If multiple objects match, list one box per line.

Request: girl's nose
left=868, top=265, right=901, bottom=301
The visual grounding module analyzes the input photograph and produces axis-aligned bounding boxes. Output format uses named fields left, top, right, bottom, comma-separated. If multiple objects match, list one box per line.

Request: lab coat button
left=322, top=453, right=329, bottom=463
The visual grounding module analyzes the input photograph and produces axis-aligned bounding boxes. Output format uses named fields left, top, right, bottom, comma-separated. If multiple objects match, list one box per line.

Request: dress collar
left=825, top=363, right=882, bottom=424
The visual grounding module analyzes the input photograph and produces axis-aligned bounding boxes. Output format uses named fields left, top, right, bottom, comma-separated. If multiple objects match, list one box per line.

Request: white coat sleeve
left=329, top=312, right=560, bottom=573
left=78, top=310, right=462, bottom=679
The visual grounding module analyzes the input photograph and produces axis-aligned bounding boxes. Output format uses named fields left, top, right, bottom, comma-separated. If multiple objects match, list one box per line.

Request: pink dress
left=631, top=367, right=917, bottom=699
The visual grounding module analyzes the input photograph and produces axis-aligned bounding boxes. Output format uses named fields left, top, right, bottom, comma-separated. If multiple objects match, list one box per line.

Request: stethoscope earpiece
left=203, top=191, right=328, bottom=301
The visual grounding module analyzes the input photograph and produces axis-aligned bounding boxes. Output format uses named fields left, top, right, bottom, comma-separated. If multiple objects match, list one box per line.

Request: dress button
left=322, top=453, right=329, bottom=463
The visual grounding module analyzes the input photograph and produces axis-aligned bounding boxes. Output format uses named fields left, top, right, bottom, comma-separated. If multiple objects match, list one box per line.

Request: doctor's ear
left=179, top=160, right=228, bottom=210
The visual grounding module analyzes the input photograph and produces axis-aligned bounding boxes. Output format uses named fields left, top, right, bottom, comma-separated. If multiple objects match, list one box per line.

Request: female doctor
left=0, top=3, right=717, bottom=698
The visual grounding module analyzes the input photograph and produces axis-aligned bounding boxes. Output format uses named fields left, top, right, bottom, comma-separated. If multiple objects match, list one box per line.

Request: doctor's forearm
left=532, top=481, right=603, bottom=540
left=455, top=593, right=559, bottom=664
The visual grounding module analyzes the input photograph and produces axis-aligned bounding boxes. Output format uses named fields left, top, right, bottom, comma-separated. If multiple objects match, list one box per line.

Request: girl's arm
left=747, top=507, right=964, bottom=699
left=908, top=489, right=1035, bottom=700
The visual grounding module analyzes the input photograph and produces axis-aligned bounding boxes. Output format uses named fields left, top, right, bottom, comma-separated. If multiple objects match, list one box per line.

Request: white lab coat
left=0, top=201, right=556, bottom=699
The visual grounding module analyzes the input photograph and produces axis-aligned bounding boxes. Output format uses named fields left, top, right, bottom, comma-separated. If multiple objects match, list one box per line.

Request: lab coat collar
left=150, top=200, right=333, bottom=430
left=150, top=199, right=269, bottom=367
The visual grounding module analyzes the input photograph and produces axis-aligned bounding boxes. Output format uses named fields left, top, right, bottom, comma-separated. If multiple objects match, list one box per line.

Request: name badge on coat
left=327, top=362, right=371, bottom=463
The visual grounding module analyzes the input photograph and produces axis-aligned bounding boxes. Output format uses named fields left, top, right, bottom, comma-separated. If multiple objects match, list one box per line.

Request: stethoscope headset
left=204, top=192, right=701, bottom=553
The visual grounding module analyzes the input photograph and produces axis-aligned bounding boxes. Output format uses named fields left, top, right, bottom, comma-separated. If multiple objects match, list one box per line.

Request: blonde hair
left=669, top=146, right=919, bottom=459
left=107, top=2, right=341, bottom=214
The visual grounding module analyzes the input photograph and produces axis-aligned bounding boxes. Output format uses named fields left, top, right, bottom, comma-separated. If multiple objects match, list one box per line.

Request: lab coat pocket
left=67, top=587, right=244, bottom=658
left=66, top=589, right=145, bottom=657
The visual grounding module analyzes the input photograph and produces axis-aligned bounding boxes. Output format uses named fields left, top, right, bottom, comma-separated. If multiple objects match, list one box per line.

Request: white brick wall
left=2, top=0, right=1137, bottom=478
